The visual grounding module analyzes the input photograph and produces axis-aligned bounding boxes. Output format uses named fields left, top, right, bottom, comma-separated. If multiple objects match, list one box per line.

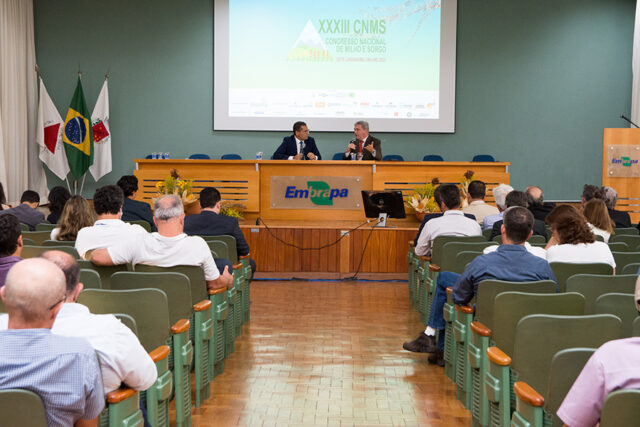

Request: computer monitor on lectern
left=361, top=190, right=406, bottom=226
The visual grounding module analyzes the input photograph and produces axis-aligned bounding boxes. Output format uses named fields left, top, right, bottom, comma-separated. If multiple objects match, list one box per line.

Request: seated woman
left=46, top=186, right=71, bottom=224
left=50, top=196, right=96, bottom=241
left=545, top=204, right=615, bottom=269
left=583, top=198, right=615, bottom=243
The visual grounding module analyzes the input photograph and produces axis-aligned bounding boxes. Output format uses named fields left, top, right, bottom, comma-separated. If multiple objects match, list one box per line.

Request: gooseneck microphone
left=621, top=114, right=640, bottom=128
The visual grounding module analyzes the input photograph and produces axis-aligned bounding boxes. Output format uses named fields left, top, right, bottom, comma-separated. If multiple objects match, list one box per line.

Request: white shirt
left=75, top=219, right=148, bottom=260
left=546, top=241, right=616, bottom=268
left=483, top=242, right=547, bottom=260
left=288, top=137, right=304, bottom=160
left=415, top=210, right=483, bottom=256
left=108, top=232, right=220, bottom=280
left=50, top=228, right=60, bottom=240
left=587, top=223, right=611, bottom=243
left=0, top=303, right=157, bottom=394
left=463, top=200, right=500, bottom=225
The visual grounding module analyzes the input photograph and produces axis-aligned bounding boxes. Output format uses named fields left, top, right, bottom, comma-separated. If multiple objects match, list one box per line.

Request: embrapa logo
left=285, top=181, right=349, bottom=206
left=611, top=157, right=639, bottom=167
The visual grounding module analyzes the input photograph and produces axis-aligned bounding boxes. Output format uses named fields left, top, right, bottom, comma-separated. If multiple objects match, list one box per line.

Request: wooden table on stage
left=133, top=159, right=510, bottom=274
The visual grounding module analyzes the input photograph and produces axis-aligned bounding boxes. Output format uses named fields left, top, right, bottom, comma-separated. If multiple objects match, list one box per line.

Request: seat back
left=382, top=154, right=404, bottom=161
left=613, top=227, right=639, bottom=236
left=76, top=260, right=129, bottom=289
left=124, top=220, right=151, bottom=232
left=549, top=262, right=614, bottom=292
left=79, top=269, right=102, bottom=289
left=35, top=223, right=56, bottom=231
left=492, top=234, right=547, bottom=244
left=439, top=241, right=497, bottom=272
left=608, top=242, right=629, bottom=252
left=21, top=238, right=35, bottom=245
left=42, top=240, right=75, bottom=246
left=332, top=152, right=343, bottom=160
left=206, top=241, right=230, bottom=261
left=110, top=272, right=193, bottom=327
left=21, top=245, right=79, bottom=259
left=613, top=252, right=640, bottom=272
left=634, top=316, right=640, bottom=337
left=132, top=264, right=208, bottom=306
left=609, top=234, right=640, bottom=248
left=431, top=235, right=486, bottom=266
left=423, top=155, right=444, bottom=161
left=0, top=389, right=47, bottom=427
left=594, top=293, right=639, bottom=338
left=475, top=280, right=558, bottom=330
left=19, top=223, right=29, bottom=231
left=472, top=154, right=495, bottom=162
left=189, top=153, right=210, bottom=159
left=452, top=251, right=483, bottom=274
left=221, top=154, right=242, bottom=160
left=77, top=288, right=170, bottom=353
left=491, top=292, right=585, bottom=357
left=114, top=313, right=138, bottom=335
left=622, top=262, right=640, bottom=275
left=511, top=314, right=621, bottom=401
left=20, top=231, right=51, bottom=245
left=566, top=274, right=637, bottom=313
left=600, top=389, right=640, bottom=427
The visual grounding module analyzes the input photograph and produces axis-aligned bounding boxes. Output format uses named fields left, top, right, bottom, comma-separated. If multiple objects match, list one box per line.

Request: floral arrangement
left=406, top=178, right=440, bottom=213
left=220, top=201, right=246, bottom=219
left=460, top=170, right=475, bottom=199
left=154, top=169, right=196, bottom=206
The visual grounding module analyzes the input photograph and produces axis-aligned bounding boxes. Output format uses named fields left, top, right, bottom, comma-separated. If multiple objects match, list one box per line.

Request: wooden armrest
left=107, top=387, right=136, bottom=404
left=232, top=263, right=243, bottom=270
left=514, top=381, right=544, bottom=407
left=419, top=256, right=431, bottom=262
left=446, top=287, right=453, bottom=295
left=428, top=264, right=441, bottom=272
left=171, top=319, right=190, bottom=334
left=194, top=299, right=212, bottom=311
left=470, top=321, right=492, bottom=337
left=149, top=345, right=170, bottom=362
left=239, top=254, right=250, bottom=259
left=487, top=347, right=511, bottom=366
left=455, top=305, right=474, bottom=314
left=208, top=287, right=227, bottom=295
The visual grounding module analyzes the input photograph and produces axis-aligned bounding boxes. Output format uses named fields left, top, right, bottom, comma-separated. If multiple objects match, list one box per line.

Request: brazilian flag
left=63, top=77, right=93, bottom=179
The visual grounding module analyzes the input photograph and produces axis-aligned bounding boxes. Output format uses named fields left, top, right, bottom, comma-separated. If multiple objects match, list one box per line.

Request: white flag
left=89, top=79, right=111, bottom=181
left=37, top=77, right=69, bottom=180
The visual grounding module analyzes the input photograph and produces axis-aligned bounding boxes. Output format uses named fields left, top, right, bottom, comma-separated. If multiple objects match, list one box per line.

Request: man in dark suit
left=525, top=185, right=555, bottom=222
left=272, top=121, right=321, bottom=160
left=342, top=120, right=382, bottom=161
left=184, top=187, right=256, bottom=276
left=117, top=175, right=157, bottom=232
left=602, top=186, right=632, bottom=228
left=490, top=190, right=547, bottom=241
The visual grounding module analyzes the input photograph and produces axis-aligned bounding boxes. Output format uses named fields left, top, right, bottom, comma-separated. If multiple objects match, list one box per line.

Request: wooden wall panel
left=602, top=129, right=640, bottom=223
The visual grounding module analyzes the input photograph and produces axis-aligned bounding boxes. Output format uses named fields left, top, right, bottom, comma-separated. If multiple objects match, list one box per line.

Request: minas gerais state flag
left=63, top=77, right=93, bottom=179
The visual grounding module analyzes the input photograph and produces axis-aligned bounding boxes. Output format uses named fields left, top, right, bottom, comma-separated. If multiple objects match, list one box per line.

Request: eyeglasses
left=48, top=294, right=66, bottom=311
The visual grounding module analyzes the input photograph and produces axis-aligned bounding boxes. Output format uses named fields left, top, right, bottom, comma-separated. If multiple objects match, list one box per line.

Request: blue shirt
left=0, top=329, right=104, bottom=426
left=452, top=244, right=558, bottom=305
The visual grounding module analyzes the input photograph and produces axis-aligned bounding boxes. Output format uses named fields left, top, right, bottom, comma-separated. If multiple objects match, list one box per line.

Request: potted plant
left=406, top=178, right=440, bottom=222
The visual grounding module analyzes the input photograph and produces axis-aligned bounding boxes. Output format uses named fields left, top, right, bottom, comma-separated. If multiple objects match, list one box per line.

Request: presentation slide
left=214, top=0, right=457, bottom=133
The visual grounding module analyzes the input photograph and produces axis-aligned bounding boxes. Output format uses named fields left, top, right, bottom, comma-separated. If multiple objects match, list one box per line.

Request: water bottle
left=151, top=152, right=158, bottom=159
left=256, top=151, right=263, bottom=160
left=164, top=152, right=170, bottom=159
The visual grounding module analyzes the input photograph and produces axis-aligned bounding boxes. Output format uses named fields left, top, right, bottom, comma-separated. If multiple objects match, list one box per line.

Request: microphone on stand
left=621, top=114, right=640, bottom=128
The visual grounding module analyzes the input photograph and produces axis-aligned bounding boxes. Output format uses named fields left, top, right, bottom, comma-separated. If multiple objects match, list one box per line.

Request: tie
left=299, top=141, right=304, bottom=157
left=358, top=140, right=364, bottom=153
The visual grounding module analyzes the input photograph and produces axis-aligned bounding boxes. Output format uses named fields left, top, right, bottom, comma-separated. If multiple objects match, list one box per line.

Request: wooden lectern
left=602, top=128, right=640, bottom=223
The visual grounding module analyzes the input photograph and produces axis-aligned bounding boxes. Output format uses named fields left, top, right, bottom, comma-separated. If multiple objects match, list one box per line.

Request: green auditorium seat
left=621, top=262, right=640, bottom=275
left=79, top=269, right=102, bottom=289
left=594, top=293, right=640, bottom=338
left=612, top=251, right=640, bottom=273
left=35, top=223, right=56, bottom=231
left=41, top=239, right=75, bottom=246
left=566, top=274, right=637, bottom=313
left=124, top=220, right=152, bottom=232
left=613, top=227, right=639, bottom=236
left=20, top=231, right=50, bottom=245
left=607, top=241, right=629, bottom=252
left=76, top=261, right=129, bottom=290
left=600, top=389, right=640, bottom=427
left=609, top=234, right=640, bottom=249
left=0, top=389, right=47, bottom=427
left=21, top=245, right=79, bottom=259
left=549, top=262, right=613, bottom=293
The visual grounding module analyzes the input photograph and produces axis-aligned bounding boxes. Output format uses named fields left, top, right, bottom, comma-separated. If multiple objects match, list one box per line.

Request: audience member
left=545, top=205, right=615, bottom=269
left=1, top=251, right=157, bottom=394
left=51, top=196, right=96, bottom=241
left=525, top=185, right=555, bottom=221
left=0, top=215, right=23, bottom=288
left=117, top=175, right=157, bottom=232
left=489, top=190, right=547, bottom=241
left=414, top=184, right=482, bottom=257
left=403, top=207, right=556, bottom=365
left=583, top=198, right=615, bottom=243
left=0, top=258, right=104, bottom=426
left=91, top=195, right=233, bottom=290
left=184, top=187, right=256, bottom=276
left=462, top=180, right=499, bottom=225
left=0, top=190, right=44, bottom=230
left=557, top=336, right=640, bottom=427
left=601, top=186, right=632, bottom=228
left=75, top=185, right=148, bottom=259
left=0, top=182, right=9, bottom=210
left=482, top=183, right=514, bottom=230
left=46, top=186, right=71, bottom=224
left=581, top=184, right=603, bottom=207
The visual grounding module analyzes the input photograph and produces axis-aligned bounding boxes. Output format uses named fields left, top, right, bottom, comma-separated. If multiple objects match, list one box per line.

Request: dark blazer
left=490, top=218, right=548, bottom=241
left=528, top=202, right=555, bottom=222
left=121, top=198, right=157, bottom=231
left=413, top=212, right=477, bottom=246
left=47, top=210, right=62, bottom=224
left=608, top=208, right=631, bottom=228
left=183, top=210, right=250, bottom=256
left=273, top=135, right=322, bottom=160
left=342, top=135, right=382, bottom=161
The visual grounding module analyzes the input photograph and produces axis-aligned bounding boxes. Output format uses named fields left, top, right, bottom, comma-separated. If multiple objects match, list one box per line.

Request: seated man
left=184, top=187, right=256, bottom=276
left=404, top=207, right=557, bottom=365
left=0, top=258, right=104, bottom=426
left=602, top=185, right=631, bottom=228
left=0, top=214, right=23, bottom=288
left=482, top=184, right=513, bottom=230
left=414, top=184, right=482, bottom=257
left=557, top=336, right=640, bottom=426
left=525, top=185, right=555, bottom=222
left=3, top=250, right=158, bottom=394
left=75, top=185, right=148, bottom=259
left=342, top=120, right=382, bottom=161
left=0, top=190, right=44, bottom=230
left=117, top=175, right=157, bottom=232
left=91, top=194, right=233, bottom=290
left=581, top=184, right=603, bottom=207
left=272, top=121, right=321, bottom=160
left=463, top=180, right=499, bottom=225
left=489, top=190, right=547, bottom=240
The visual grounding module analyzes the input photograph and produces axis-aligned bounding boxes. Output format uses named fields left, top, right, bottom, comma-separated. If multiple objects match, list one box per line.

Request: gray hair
left=354, top=120, right=369, bottom=131
left=493, top=184, right=514, bottom=210
left=154, top=195, right=184, bottom=220
left=601, top=186, right=617, bottom=209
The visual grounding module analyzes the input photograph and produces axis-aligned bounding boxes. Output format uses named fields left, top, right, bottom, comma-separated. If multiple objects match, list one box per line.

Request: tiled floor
left=189, top=280, right=471, bottom=426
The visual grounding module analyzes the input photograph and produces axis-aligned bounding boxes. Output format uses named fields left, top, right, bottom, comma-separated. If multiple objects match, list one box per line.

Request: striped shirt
left=0, top=329, right=104, bottom=426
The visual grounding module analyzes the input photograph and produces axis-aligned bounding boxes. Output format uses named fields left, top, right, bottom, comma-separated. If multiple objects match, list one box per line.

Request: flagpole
left=64, top=177, right=71, bottom=193
left=80, top=173, right=87, bottom=196
left=73, top=179, right=78, bottom=195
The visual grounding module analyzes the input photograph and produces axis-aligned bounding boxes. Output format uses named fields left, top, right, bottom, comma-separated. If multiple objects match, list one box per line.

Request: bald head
left=40, top=250, right=80, bottom=294
left=1, top=258, right=66, bottom=327
left=525, top=186, right=543, bottom=207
